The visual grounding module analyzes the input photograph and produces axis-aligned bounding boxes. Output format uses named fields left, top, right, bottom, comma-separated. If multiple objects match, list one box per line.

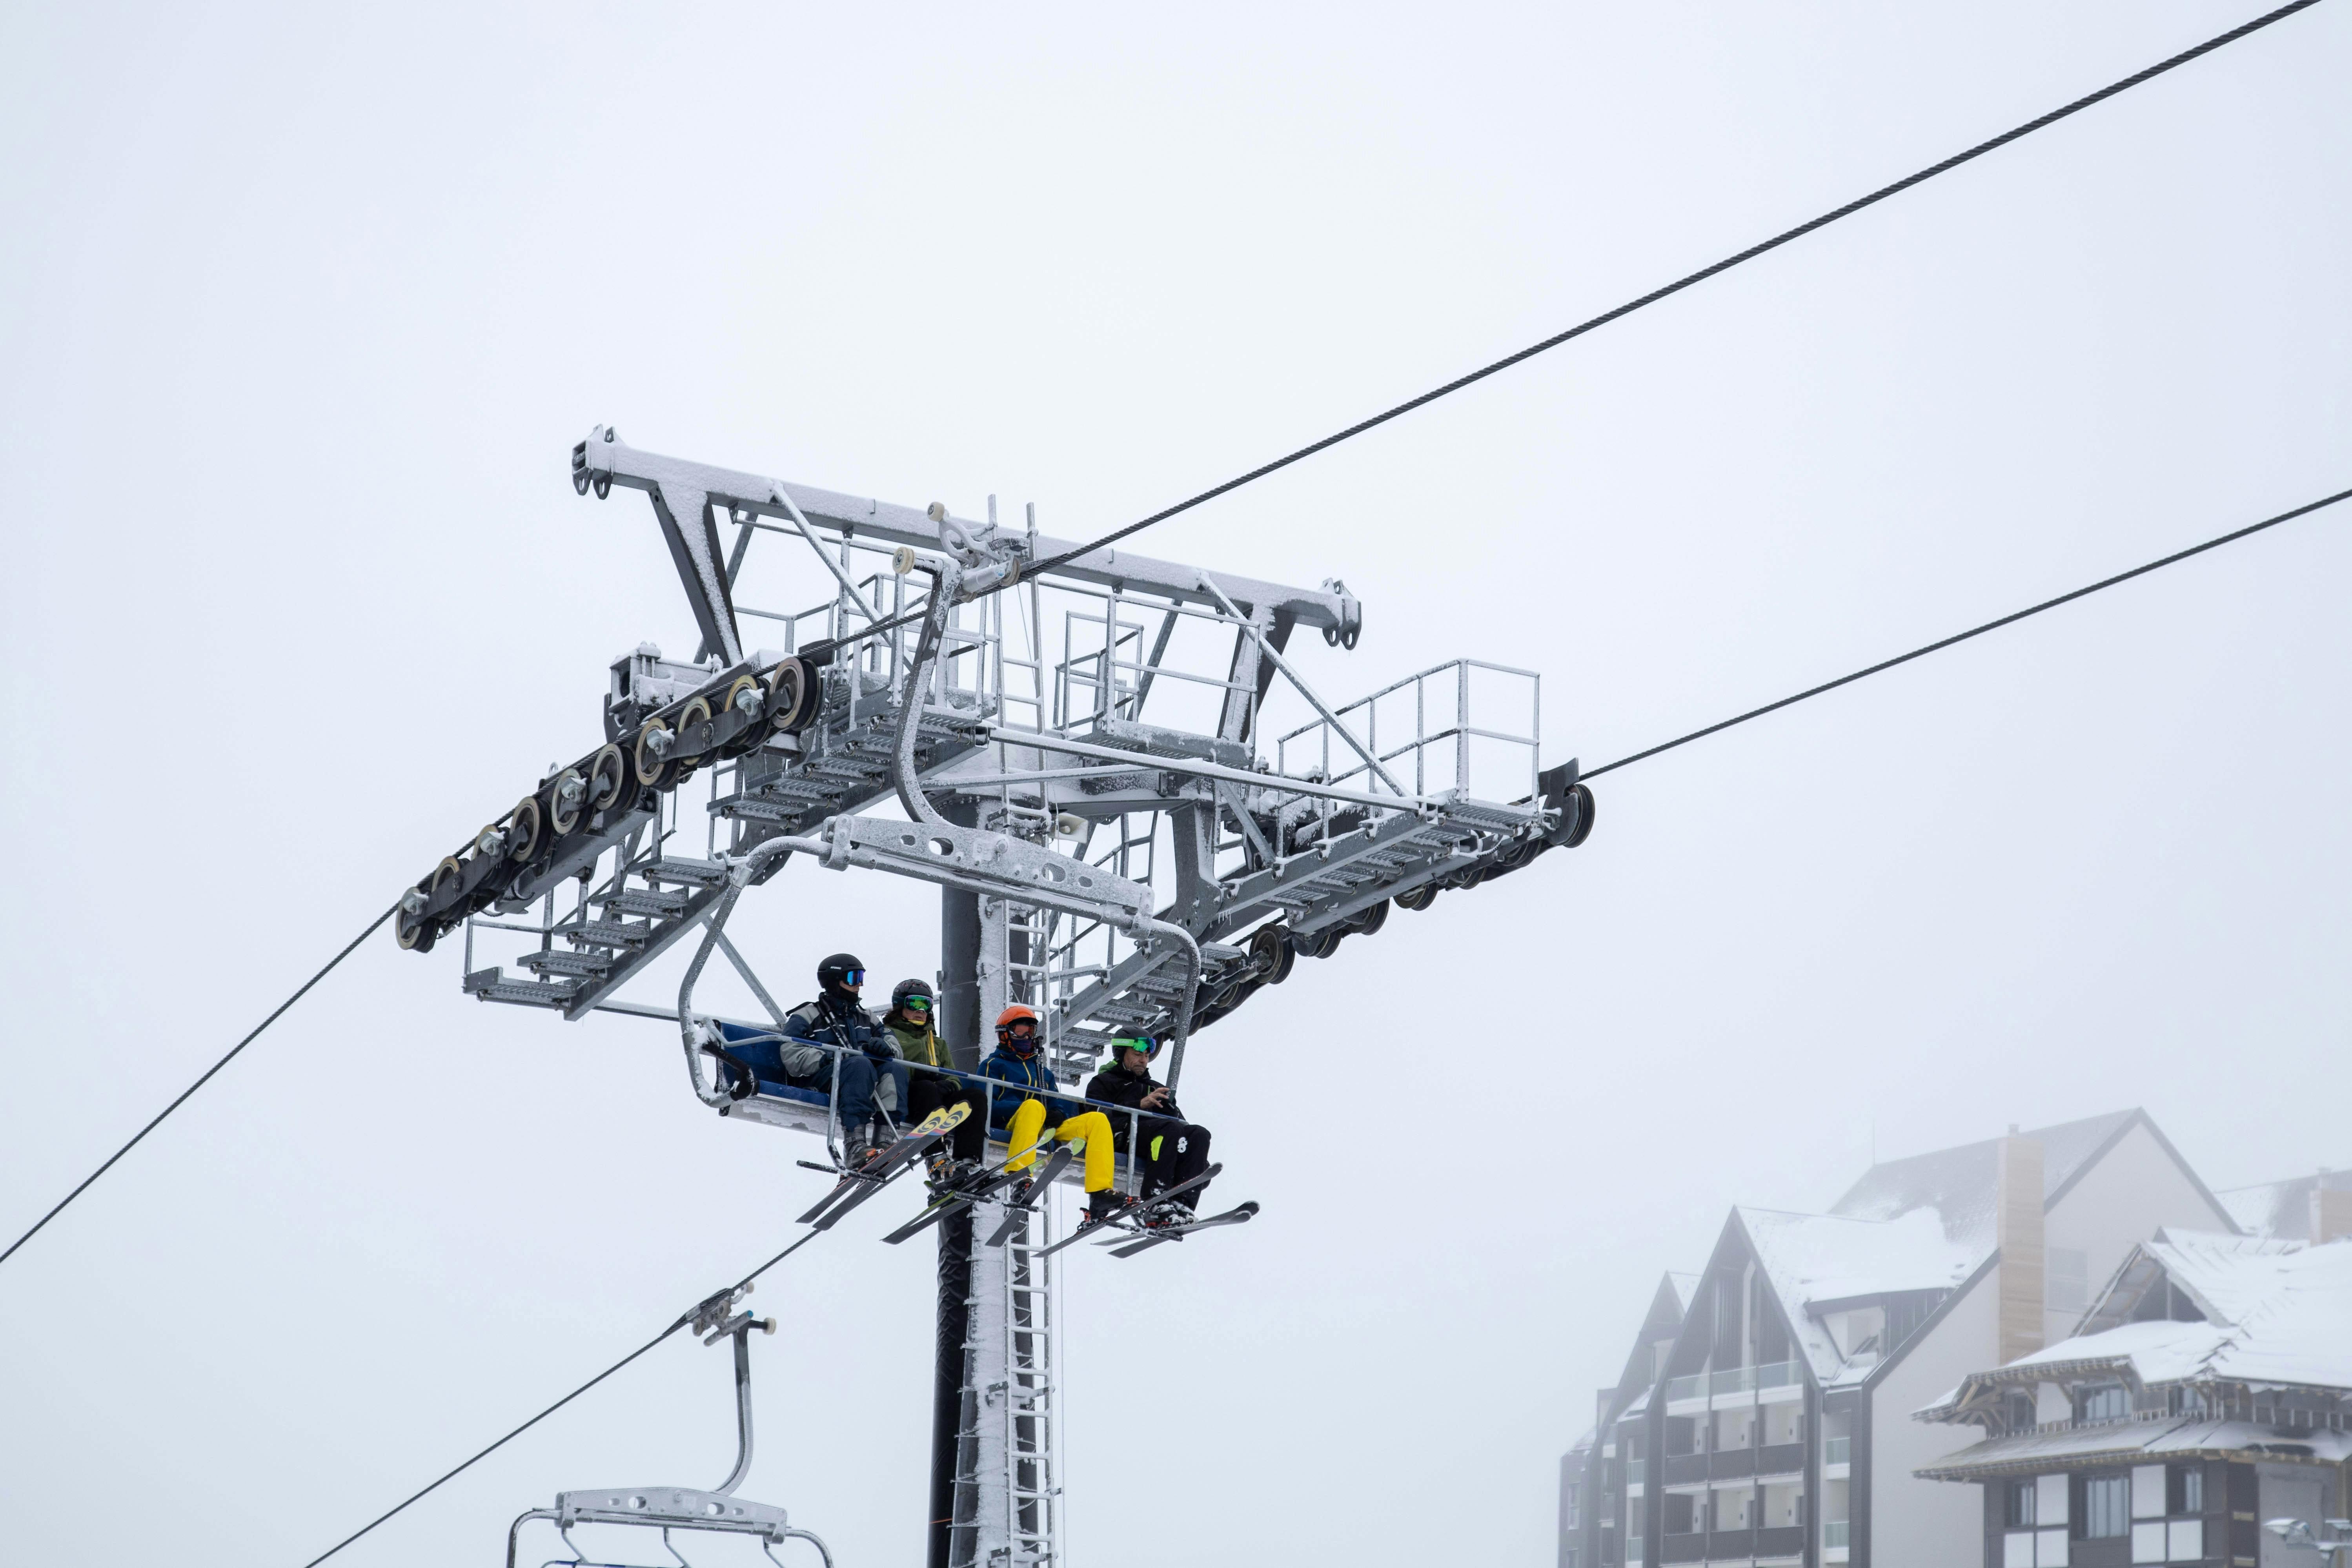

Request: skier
left=1083, top=1035, right=1214, bottom=1218
left=980, top=1004, right=1121, bottom=1220
left=781, top=953, right=906, bottom=1167
left=884, top=978, right=986, bottom=1172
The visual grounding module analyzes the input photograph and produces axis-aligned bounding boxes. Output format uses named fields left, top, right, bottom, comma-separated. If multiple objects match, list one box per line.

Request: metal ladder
left=951, top=1191, right=1061, bottom=1568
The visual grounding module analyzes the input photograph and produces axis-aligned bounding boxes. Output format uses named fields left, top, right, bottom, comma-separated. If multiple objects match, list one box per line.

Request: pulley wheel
left=1351, top=899, right=1389, bottom=938
left=632, top=719, right=675, bottom=788
left=719, top=675, right=766, bottom=758
left=1562, top=783, right=1596, bottom=849
left=546, top=766, right=586, bottom=836
left=1292, top=925, right=1342, bottom=960
left=395, top=914, right=437, bottom=952
left=586, top=745, right=627, bottom=812
left=1249, top=923, right=1295, bottom=984
left=671, top=697, right=713, bottom=783
left=765, top=656, right=821, bottom=734
left=1395, top=881, right=1439, bottom=912
left=506, top=796, right=542, bottom=862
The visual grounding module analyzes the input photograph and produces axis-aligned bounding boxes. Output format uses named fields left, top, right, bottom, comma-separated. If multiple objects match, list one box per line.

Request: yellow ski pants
left=1004, top=1101, right=1114, bottom=1193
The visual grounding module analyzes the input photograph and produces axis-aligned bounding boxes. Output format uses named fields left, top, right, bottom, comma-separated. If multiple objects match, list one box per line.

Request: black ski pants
left=907, top=1069, right=987, bottom=1162
left=1133, top=1116, right=1213, bottom=1210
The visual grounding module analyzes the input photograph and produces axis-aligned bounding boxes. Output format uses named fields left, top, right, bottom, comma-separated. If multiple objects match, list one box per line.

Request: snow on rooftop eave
left=1735, top=1205, right=1984, bottom=1386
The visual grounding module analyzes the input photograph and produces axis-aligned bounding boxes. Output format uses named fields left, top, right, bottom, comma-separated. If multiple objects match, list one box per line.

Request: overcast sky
left=4, top=4, right=2348, bottom=1565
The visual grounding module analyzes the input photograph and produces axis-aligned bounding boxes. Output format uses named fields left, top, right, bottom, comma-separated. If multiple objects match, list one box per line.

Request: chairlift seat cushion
left=714, top=1021, right=831, bottom=1106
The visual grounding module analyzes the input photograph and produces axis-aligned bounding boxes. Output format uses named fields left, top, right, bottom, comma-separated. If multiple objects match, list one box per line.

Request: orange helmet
left=995, top=1004, right=1041, bottom=1055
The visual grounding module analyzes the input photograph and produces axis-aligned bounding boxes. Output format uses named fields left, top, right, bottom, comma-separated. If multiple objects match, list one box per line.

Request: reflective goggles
left=1113, top=1036, right=1160, bottom=1058
left=899, top=994, right=933, bottom=1013
left=837, top=968, right=865, bottom=986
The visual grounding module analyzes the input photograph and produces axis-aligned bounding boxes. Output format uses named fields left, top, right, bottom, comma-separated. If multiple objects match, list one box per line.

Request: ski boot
left=1140, top=1199, right=1195, bottom=1231
left=843, top=1124, right=890, bottom=1173
left=1085, top=1189, right=1134, bottom=1227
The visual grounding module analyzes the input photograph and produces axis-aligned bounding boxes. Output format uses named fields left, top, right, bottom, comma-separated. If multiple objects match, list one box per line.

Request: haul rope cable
left=300, top=1224, right=837, bottom=1566
left=1581, top=484, right=2352, bottom=779
left=2, top=0, right=2320, bottom=1277
left=0, top=905, right=397, bottom=1271
left=837, top=0, right=2330, bottom=648
left=286, top=474, right=2352, bottom=1564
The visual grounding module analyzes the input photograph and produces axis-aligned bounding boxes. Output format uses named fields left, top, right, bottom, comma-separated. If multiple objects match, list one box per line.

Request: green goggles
left=1112, top=1036, right=1160, bottom=1058
left=899, top=995, right=932, bottom=1013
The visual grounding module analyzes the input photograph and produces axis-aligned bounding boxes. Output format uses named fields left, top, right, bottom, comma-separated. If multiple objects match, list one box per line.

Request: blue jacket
left=980, top=1047, right=1077, bottom=1129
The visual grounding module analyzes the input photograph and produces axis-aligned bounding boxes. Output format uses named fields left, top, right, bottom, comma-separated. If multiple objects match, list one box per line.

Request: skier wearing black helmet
left=781, top=952, right=905, bottom=1167
left=1084, top=1035, right=1214, bottom=1217
left=885, top=977, right=984, bottom=1170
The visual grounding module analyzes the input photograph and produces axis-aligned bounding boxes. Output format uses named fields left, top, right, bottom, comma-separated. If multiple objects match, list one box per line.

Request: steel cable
left=0, top=904, right=397, bottom=1272
left=1582, top=484, right=2352, bottom=781
left=1015, top=0, right=2328, bottom=580
left=299, top=1223, right=839, bottom=1565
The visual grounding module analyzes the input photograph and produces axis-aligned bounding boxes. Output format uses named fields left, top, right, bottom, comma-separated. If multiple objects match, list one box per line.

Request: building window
left=2081, top=1474, right=2128, bottom=1539
left=2167, top=1466, right=2202, bottom=1516
left=2008, top=1479, right=2038, bottom=1528
left=2048, top=1248, right=2089, bottom=1313
left=2078, top=1384, right=2130, bottom=1422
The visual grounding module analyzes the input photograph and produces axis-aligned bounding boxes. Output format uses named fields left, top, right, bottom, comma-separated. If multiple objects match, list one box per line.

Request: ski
left=1108, top=1199, right=1260, bottom=1259
left=1038, top=1162, right=1224, bottom=1259
left=796, top=1104, right=968, bottom=1227
left=880, top=1155, right=1032, bottom=1245
left=983, top=1145, right=1074, bottom=1246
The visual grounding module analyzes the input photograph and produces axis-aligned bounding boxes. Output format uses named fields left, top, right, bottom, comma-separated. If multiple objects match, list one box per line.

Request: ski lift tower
left=393, top=427, right=1595, bottom=1567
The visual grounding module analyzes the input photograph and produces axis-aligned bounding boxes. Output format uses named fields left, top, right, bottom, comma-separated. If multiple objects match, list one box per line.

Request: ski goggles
left=1112, top=1036, right=1160, bottom=1058
left=835, top=968, right=865, bottom=986
left=899, top=994, right=932, bottom=1013
left=1001, top=1020, right=1038, bottom=1038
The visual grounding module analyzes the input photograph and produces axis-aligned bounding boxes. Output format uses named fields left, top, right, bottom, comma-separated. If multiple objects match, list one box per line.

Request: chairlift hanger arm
left=572, top=425, right=1360, bottom=636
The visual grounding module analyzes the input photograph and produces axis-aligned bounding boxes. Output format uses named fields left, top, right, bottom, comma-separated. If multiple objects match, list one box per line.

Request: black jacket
left=1084, top=1062, right=1184, bottom=1134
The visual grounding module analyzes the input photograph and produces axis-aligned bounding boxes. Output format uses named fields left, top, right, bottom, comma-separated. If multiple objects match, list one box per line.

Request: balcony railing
left=1824, top=1521, right=1851, bottom=1549
left=1824, top=1436, right=1851, bottom=1465
left=1626, top=1459, right=1645, bottom=1486
left=1664, top=1372, right=1706, bottom=1402
left=1626, top=1536, right=1643, bottom=1567
left=1757, top=1359, right=1802, bottom=1389
left=1710, top=1365, right=1755, bottom=1396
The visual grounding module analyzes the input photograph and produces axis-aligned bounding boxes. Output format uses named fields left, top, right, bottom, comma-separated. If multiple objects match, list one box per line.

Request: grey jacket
left=781, top=995, right=899, bottom=1109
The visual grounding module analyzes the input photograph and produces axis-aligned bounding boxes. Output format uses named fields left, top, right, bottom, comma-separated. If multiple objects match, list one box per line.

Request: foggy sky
left=2, top=4, right=2347, bottom=1566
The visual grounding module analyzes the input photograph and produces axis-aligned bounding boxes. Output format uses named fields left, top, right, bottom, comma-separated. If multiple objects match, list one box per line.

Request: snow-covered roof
left=1917, top=1235, right=2352, bottom=1420
left=1739, top=1206, right=1981, bottom=1386
left=2215, top=1169, right=2352, bottom=1240
left=1912, top=1417, right=2352, bottom=1480
left=1829, top=1110, right=2141, bottom=1251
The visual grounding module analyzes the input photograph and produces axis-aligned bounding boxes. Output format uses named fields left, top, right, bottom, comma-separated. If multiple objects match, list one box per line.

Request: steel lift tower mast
left=399, top=427, right=1595, bottom=1568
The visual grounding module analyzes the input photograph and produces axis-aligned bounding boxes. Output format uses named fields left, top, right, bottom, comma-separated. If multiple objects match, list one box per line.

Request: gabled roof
left=1918, top=1233, right=2352, bottom=1420
left=1739, top=1206, right=1981, bottom=1387
left=1829, top=1110, right=2143, bottom=1248
left=1666, top=1271, right=1701, bottom=1311
left=2216, top=1167, right=2352, bottom=1240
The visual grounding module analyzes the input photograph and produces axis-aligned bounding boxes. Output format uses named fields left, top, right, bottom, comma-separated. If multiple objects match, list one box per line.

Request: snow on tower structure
left=392, top=428, right=1600, bottom=1562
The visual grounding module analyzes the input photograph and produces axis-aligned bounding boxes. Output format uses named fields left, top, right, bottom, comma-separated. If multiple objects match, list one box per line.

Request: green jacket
left=887, top=1018, right=950, bottom=1070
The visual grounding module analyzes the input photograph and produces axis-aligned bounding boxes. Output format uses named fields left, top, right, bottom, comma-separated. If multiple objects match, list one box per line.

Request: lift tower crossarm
left=572, top=424, right=1362, bottom=636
